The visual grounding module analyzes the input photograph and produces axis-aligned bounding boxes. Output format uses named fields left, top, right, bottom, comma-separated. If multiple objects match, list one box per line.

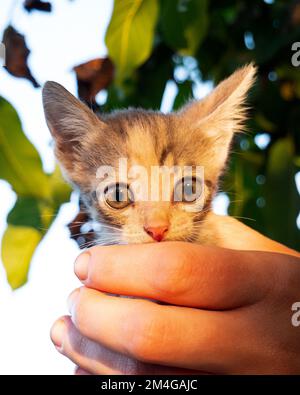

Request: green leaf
left=2, top=168, right=71, bottom=289
left=295, top=157, right=300, bottom=168
left=7, top=196, right=43, bottom=230
left=1, top=225, right=42, bottom=289
left=103, top=43, right=174, bottom=111
left=3, top=195, right=52, bottom=289
left=173, top=80, right=193, bottom=110
left=0, top=97, right=50, bottom=199
left=263, top=137, right=300, bottom=249
left=0, top=97, right=72, bottom=289
left=160, top=0, right=208, bottom=56
left=49, top=166, right=72, bottom=207
left=225, top=151, right=264, bottom=221
left=105, top=0, right=159, bottom=84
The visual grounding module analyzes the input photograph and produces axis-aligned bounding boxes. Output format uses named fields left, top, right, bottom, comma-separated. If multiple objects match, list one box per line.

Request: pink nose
left=144, top=226, right=168, bottom=242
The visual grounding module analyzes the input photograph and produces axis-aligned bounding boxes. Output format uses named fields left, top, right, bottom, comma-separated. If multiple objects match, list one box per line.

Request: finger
left=75, top=367, right=92, bottom=375
left=51, top=316, right=203, bottom=375
left=74, top=242, right=279, bottom=309
left=67, top=287, right=254, bottom=372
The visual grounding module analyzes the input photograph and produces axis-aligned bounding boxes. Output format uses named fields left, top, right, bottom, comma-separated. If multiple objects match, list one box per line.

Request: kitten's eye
left=173, top=176, right=202, bottom=203
left=104, top=183, right=133, bottom=209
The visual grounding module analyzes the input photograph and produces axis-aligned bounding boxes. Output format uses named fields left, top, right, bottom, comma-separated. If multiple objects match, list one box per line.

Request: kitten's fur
left=42, top=64, right=256, bottom=246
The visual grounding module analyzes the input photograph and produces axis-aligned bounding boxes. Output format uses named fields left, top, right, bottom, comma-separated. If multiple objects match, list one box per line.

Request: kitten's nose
left=144, top=225, right=168, bottom=242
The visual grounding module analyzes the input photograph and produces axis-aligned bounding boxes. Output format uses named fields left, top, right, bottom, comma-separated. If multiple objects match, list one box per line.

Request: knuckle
left=262, top=254, right=300, bottom=305
left=124, top=305, right=167, bottom=362
left=150, top=243, right=194, bottom=298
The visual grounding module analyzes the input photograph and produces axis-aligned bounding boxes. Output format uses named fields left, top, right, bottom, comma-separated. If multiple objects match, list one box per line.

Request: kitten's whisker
left=93, top=234, right=121, bottom=240
left=99, top=224, right=122, bottom=232
left=66, top=231, right=94, bottom=238
left=80, top=236, right=122, bottom=249
left=97, top=224, right=123, bottom=232
left=67, top=224, right=91, bottom=230
left=68, top=221, right=89, bottom=225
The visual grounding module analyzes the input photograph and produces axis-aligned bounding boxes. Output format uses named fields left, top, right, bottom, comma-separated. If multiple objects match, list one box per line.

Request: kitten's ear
left=42, top=81, right=105, bottom=183
left=180, top=63, right=256, bottom=133
left=178, top=64, right=257, bottom=174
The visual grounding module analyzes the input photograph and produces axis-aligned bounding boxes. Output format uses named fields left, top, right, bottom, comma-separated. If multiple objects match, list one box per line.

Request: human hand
left=51, top=242, right=300, bottom=374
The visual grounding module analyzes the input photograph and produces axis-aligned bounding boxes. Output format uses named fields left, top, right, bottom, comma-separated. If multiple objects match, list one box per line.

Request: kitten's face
left=42, top=64, right=256, bottom=245
left=80, top=111, right=214, bottom=244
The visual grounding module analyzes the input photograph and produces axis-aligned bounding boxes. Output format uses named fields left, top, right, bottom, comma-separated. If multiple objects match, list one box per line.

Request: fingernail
left=74, top=252, right=90, bottom=281
left=50, top=319, right=66, bottom=349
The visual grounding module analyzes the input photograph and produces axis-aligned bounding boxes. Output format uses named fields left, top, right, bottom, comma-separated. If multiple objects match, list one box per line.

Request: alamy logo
left=291, top=302, right=300, bottom=327
left=94, top=158, right=205, bottom=213
left=0, top=42, right=5, bottom=66
left=291, top=42, right=300, bottom=67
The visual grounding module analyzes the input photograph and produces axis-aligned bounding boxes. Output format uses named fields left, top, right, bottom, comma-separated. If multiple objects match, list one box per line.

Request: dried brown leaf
left=74, top=58, right=114, bottom=105
left=24, top=0, right=52, bottom=12
left=2, top=26, right=40, bottom=87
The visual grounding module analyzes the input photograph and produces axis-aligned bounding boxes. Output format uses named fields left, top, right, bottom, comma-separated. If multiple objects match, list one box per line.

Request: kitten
left=42, top=64, right=256, bottom=247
